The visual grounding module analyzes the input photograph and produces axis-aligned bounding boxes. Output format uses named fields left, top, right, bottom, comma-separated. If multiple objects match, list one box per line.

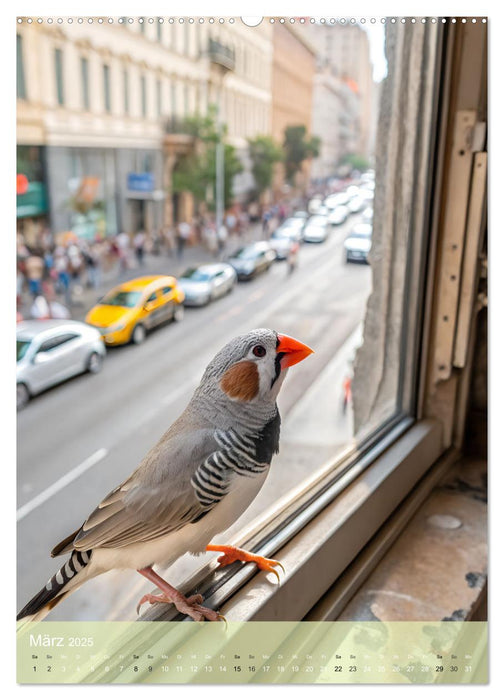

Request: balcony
left=208, top=38, right=235, bottom=72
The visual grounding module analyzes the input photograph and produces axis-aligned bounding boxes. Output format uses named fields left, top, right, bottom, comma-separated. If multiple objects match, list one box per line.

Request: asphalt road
left=17, top=215, right=371, bottom=620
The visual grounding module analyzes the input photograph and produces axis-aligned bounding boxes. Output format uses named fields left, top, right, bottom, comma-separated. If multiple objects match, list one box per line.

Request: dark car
left=227, top=242, right=276, bottom=280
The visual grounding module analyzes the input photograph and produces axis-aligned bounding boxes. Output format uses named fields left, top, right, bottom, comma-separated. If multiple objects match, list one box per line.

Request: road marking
left=247, top=289, right=266, bottom=302
left=16, top=448, right=108, bottom=522
left=216, top=305, right=244, bottom=322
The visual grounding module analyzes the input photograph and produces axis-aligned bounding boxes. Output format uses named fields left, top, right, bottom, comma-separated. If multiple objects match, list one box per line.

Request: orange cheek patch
left=221, top=361, right=260, bottom=401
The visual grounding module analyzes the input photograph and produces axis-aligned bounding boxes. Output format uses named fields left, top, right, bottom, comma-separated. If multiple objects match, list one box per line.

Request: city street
left=17, top=216, right=371, bottom=620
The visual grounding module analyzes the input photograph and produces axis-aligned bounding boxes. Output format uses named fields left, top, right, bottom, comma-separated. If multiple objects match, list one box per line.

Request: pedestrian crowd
left=16, top=199, right=302, bottom=322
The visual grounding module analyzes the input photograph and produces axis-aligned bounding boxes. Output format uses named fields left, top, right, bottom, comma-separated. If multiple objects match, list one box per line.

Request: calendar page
left=15, top=11, right=488, bottom=686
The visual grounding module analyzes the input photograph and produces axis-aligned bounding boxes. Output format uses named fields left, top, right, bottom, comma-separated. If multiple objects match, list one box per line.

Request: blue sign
left=127, top=172, right=155, bottom=192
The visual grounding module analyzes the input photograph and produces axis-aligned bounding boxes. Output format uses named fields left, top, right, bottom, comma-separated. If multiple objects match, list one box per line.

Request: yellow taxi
left=85, top=275, right=185, bottom=346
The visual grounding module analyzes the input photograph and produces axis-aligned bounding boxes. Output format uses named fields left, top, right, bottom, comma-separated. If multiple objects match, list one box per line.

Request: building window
left=184, top=22, right=190, bottom=54
left=139, top=18, right=146, bottom=34
left=123, top=69, right=129, bottom=115
left=156, top=79, right=162, bottom=117
left=80, top=58, right=90, bottom=110
left=157, top=19, right=163, bottom=42
left=54, top=48, right=64, bottom=106
left=184, top=82, right=189, bottom=116
left=171, top=81, right=177, bottom=119
left=17, top=34, right=26, bottom=99
left=141, top=75, right=147, bottom=117
left=103, top=64, right=111, bottom=113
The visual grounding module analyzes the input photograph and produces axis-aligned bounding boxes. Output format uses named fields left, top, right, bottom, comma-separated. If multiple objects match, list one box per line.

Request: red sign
left=17, top=173, right=29, bottom=195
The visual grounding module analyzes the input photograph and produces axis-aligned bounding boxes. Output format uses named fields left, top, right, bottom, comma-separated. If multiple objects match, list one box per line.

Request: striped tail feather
left=17, top=549, right=92, bottom=622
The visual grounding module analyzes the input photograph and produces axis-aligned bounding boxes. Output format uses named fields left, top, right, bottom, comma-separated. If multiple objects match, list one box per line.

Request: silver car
left=303, top=215, right=331, bottom=243
left=178, top=263, right=237, bottom=306
left=16, top=320, right=106, bottom=410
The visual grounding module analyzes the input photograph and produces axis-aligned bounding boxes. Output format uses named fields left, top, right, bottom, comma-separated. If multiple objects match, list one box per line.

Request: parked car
left=16, top=320, right=106, bottom=410
left=278, top=217, right=306, bottom=235
left=308, top=197, right=324, bottom=214
left=85, top=275, right=185, bottom=346
left=328, top=205, right=349, bottom=226
left=362, top=207, right=374, bottom=224
left=347, top=196, right=366, bottom=214
left=178, top=263, right=237, bottom=306
left=344, top=223, right=373, bottom=263
left=270, top=227, right=302, bottom=260
left=303, top=215, right=331, bottom=243
left=292, top=210, right=309, bottom=221
left=228, top=242, right=276, bottom=280
left=325, top=192, right=350, bottom=210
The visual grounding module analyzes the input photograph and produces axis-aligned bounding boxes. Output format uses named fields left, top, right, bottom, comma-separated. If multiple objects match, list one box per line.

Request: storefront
left=16, top=145, right=49, bottom=248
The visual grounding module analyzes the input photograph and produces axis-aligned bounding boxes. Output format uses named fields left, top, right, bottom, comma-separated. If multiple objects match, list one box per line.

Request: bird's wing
left=71, top=426, right=232, bottom=551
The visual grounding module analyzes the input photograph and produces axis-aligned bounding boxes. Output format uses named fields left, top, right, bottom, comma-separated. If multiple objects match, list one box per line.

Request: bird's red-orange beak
left=276, top=333, right=314, bottom=369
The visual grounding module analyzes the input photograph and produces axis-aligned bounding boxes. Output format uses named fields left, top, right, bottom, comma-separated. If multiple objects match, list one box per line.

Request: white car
left=17, top=320, right=106, bottom=410
left=347, top=196, right=366, bottom=214
left=328, top=205, right=349, bottom=226
left=344, top=223, right=373, bottom=263
left=178, top=263, right=237, bottom=306
left=325, top=192, right=350, bottom=210
left=308, top=198, right=324, bottom=214
left=303, top=215, right=331, bottom=243
left=278, top=217, right=306, bottom=235
left=362, top=207, right=374, bottom=223
left=270, top=226, right=302, bottom=259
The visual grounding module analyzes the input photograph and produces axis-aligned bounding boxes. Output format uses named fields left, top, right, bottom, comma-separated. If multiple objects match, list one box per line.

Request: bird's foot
left=206, top=544, right=285, bottom=583
left=136, top=567, right=221, bottom=621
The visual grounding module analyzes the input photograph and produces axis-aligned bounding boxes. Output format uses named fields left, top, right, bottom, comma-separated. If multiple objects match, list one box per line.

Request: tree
left=172, top=106, right=243, bottom=211
left=339, top=153, right=371, bottom=173
left=283, top=125, right=321, bottom=184
left=247, top=135, right=283, bottom=196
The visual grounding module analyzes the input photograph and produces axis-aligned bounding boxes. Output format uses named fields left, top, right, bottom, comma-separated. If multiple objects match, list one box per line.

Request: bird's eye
left=252, top=345, right=266, bottom=358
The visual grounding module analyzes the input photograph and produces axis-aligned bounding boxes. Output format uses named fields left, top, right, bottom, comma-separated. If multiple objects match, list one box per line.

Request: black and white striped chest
left=191, top=411, right=280, bottom=510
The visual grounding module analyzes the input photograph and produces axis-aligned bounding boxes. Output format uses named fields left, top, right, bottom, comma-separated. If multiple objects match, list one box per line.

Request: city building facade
left=270, top=23, right=316, bottom=195
left=307, top=22, right=375, bottom=178
left=16, top=17, right=273, bottom=242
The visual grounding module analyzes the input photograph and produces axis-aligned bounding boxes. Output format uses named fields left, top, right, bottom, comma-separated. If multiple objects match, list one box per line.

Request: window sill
left=331, top=455, right=487, bottom=623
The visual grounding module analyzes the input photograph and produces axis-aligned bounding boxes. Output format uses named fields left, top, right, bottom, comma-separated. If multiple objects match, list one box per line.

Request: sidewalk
left=19, top=223, right=264, bottom=323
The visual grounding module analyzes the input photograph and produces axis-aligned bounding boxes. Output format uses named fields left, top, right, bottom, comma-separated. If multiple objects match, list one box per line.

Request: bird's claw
left=208, top=545, right=285, bottom=584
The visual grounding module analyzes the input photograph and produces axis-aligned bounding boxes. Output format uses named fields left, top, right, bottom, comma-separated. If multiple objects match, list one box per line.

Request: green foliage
left=283, top=125, right=321, bottom=183
left=339, top=153, right=371, bottom=172
left=172, top=106, right=243, bottom=210
left=247, top=135, right=283, bottom=195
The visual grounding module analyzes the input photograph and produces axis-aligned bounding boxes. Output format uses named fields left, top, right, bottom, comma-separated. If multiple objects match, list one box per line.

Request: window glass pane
left=81, top=57, right=89, bottom=110
left=54, top=48, right=64, bottom=105
left=140, top=75, right=147, bottom=117
left=103, top=64, right=111, bottom=113
left=156, top=79, right=162, bottom=116
left=16, top=34, right=26, bottom=99
left=123, top=69, right=129, bottom=114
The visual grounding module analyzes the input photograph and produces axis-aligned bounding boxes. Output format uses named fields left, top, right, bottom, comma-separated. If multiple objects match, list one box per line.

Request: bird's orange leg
left=136, top=566, right=221, bottom=621
left=206, top=544, right=285, bottom=582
